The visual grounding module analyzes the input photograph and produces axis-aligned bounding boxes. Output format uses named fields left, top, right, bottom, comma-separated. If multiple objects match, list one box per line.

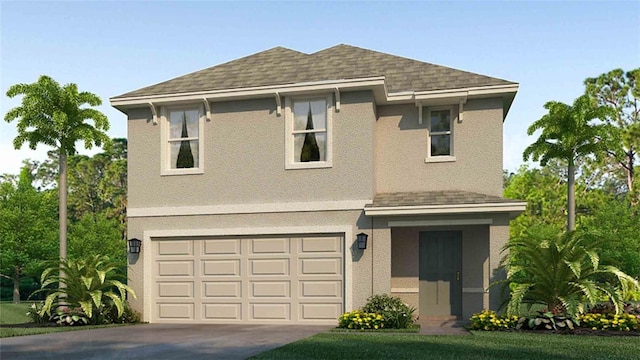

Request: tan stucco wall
left=127, top=91, right=376, bottom=209
left=374, top=98, right=504, bottom=197
left=388, top=214, right=507, bottom=319
left=127, top=210, right=390, bottom=320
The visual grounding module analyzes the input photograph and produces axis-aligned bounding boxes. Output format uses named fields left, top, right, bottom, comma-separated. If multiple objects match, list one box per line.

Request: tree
left=0, top=168, right=57, bottom=303
left=584, top=69, right=640, bottom=195
left=4, top=75, right=111, bottom=267
left=523, top=95, right=611, bottom=231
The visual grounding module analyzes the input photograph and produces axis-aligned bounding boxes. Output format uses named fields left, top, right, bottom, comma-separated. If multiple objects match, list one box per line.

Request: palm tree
left=4, top=75, right=111, bottom=267
left=523, top=95, right=611, bottom=231
left=499, top=229, right=639, bottom=318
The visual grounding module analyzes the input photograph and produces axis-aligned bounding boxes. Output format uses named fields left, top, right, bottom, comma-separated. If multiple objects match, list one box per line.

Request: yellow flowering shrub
left=578, top=313, right=639, bottom=331
left=338, top=310, right=385, bottom=330
left=469, top=310, right=519, bottom=331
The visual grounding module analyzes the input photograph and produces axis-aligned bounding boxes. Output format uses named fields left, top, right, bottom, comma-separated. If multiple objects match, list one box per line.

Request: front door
left=419, top=231, right=462, bottom=317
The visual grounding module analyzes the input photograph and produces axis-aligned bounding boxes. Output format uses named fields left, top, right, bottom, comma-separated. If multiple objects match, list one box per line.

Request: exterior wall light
left=128, top=238, right=142, bottom=254
left=356, top=232, right=368, bottom=250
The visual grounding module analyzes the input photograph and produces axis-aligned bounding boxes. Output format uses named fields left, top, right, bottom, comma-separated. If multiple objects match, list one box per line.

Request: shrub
left=469, top=310, right=518, bottom=331
left=338, top=310, right=384, bottom=330
left=517, top=311, right=577, bottom=331
left=578, top=313, right=639, bottom=331
left=52, top=306, right=89, bottom=326
left=32, top=255, right=136, bottom=325
left=361, top=294, right=416, bottom=329
left=100, top=302, right=142, bottom=324
left=26, top=302, right=50, bottom=324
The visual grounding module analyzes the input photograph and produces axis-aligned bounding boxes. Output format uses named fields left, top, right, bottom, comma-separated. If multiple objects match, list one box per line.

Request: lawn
left=0, top=302, right=124, bottom=338
left=250, top=331, right=640, bottom=360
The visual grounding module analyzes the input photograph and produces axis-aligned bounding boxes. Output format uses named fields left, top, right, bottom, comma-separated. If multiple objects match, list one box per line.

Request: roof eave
left=364, top=201, right=527, bottom=217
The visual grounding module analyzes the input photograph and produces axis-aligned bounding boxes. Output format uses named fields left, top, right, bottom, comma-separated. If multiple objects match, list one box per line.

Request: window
left=285, top=95, right=333, bottom=169
left=426, top=107, right=456, bottom=162
left=161, top=106, right=204, bottom=175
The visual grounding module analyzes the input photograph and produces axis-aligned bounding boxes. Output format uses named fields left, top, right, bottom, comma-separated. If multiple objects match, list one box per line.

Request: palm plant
left=499, top=229, right=639, bottom=318
left=5, top=76, right=111, bottom=265
left=34, top=255, right=135, bottom=324
left=523, top=95, right=612, bottom=231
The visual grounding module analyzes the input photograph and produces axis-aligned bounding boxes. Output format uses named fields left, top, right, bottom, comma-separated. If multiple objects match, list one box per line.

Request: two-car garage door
left=152, top=234, right=344, bottom=324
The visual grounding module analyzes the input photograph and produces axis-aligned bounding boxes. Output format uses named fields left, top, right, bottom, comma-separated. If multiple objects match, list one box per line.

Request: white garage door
left=152, top=234, right=344, bottom=324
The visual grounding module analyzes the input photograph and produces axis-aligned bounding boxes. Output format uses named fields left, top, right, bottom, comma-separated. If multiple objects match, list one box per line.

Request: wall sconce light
left=356, top=233, right=368, bottom=250
left=128, top=238, right=142, bottom=254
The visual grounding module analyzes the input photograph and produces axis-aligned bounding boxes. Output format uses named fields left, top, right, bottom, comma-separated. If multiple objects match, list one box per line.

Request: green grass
left=250, top=331, right=640, bottom=360
left=0, top=302, right=126, bottom=338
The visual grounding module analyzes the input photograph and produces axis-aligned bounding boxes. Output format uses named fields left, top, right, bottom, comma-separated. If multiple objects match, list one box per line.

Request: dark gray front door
left=419, top=231, right=462, bottom=317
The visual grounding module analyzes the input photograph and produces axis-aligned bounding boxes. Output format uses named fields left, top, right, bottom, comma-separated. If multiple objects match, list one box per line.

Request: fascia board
left=110, top=77, right=387, bottom=108
left=364, top=202, right=527, bottom=216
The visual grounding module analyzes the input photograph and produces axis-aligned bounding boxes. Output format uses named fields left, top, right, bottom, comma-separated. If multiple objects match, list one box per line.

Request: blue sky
left=1, top=1, right=639, bottom=175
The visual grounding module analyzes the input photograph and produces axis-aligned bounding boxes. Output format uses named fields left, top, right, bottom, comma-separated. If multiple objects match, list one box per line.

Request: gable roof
left=113, top=44, right=516, bottom=99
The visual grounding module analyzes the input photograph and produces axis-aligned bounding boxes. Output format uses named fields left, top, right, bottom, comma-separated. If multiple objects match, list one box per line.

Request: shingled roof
left=113, top=44, right=516, bottom=99
left=366, top=191, right=524, bottom=208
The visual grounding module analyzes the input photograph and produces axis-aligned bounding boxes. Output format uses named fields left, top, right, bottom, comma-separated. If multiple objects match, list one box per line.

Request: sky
left=1, top=1, right=639, bottom=176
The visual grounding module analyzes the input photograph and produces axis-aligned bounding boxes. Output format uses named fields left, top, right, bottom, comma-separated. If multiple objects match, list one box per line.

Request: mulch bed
left=0, top=322, right=63, bottom=328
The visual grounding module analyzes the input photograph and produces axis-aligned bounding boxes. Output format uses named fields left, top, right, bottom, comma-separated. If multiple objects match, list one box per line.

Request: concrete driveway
left=0, top=323, right=331, bottom=359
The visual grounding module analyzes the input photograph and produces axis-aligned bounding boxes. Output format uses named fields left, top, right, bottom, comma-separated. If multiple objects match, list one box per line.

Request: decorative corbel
left=334, top=88, right=341, bottom=112
left=274, top=92, right=281, bottom=117
left=203, top=98, right=211, bottom=122
left=458, top=97, right=467, bottom=123
left=416, top=102, right=423, bottom=125
left=148, top=102, right=158, bottom=125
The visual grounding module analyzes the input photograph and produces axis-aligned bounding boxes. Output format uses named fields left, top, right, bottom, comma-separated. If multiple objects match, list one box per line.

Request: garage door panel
left=158, top=282, right=194, bottom=298
left=300, top=237, right=341, bottom=253
left=203, top=303, right=242, bottom=320
left=250, top=259, right=289, bottom=275
left=158, top=261, right=194, bottom=276
left=203, top=239, right=240, bottom=255
left=157, top=303, right=194, bottom=319
left=300, top=258, right=342, bottom=275
left=203, top=281, right=242, bottom=298
left=157, top=241, right=193, bottom=256
left=251, top=238, right=290, bottom=254
left=251, top=281, right=290, bottom=298
left=300, top=303, right=342, bottom=320
left=202, top=259, right=240, bottom=276
left=251, top=303, right=290, bottom=320
left=301, top=281, right=342, bottom=298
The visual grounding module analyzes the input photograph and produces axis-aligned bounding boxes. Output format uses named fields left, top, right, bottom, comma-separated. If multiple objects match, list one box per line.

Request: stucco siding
left=126, top=91, right=375, bottom=210
left=375, top=98, right=504, bottom=197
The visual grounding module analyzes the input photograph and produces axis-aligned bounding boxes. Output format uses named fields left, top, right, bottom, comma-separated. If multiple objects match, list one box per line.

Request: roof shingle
left=113, top=44, right=516, bottom=99
left=366, top=191, right=524, bottom=208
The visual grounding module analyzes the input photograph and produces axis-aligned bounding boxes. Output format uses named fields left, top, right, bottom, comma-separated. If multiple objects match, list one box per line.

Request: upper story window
left=285, top=95, right=333, bottom=169
left=161, top=105, right=204, bottom=175
left=426, top=107, right=456, bottom=163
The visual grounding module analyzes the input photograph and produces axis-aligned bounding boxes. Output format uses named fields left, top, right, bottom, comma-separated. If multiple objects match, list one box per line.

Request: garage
left=151, top=234, right=344, bottom=324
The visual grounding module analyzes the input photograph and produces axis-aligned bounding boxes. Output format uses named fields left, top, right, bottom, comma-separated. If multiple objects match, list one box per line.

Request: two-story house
left=110, top=44, right=525, bottom=325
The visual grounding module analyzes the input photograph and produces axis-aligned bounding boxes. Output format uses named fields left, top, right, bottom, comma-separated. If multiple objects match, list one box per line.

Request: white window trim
left=160, top=104, right=205, bottom=176
left=425, top=105, right=456, bottom=163
left=284, top=94, right=333, bottom=170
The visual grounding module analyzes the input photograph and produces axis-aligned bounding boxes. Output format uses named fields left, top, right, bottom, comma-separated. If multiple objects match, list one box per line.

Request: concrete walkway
left=0, top=323, right=331, bottom=360
left=417, top=319, right=471, bottom=335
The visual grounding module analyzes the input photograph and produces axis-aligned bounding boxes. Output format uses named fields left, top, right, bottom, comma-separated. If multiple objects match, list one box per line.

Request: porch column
left=488, top=214, right=510, bottom=312
left=372, top=221, right=391, bottom=295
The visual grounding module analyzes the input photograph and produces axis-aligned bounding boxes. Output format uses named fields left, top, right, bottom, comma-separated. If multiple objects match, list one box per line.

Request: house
left=110, top=44, right=526, bottom=325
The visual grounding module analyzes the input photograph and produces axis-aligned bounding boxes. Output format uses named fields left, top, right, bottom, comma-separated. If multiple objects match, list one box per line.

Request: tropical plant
left=498, top=230, right=639, bottom=318
left=33, top=255, right=135, bottom=324
left=523, top=95, right=612, bottom=230
left=4, top=75, right=111, bottom=265
left=516, top=311, right=577, bottom=331
left=361, top=294, right=416, bottom=329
